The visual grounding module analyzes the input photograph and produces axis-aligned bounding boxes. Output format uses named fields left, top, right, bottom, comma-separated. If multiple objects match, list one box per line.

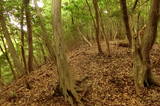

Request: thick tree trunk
left=0, top=0, right=24, bottom=76
left=120, top=0, right=132, bottom=47
left=52, top=0, right=81, bottom=105
left=24, top=0, right=33, bottom=72
left=133, top=0, right=160, bottom=94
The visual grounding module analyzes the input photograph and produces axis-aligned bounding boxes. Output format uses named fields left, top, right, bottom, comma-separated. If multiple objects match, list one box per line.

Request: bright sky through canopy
left=9, top=0, right=44, bottom=31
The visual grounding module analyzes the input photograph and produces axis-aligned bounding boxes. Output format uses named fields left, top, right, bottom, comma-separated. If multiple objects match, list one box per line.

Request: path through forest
left=0, top=41, right=160, bottom=106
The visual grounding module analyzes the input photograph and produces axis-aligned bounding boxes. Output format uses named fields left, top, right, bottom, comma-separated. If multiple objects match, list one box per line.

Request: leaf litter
left=0, top=41, right=160, bottom=106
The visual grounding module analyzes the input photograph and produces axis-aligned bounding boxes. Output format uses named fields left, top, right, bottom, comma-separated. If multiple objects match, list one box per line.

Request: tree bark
left=0, top=0, right=24, bottom=77
left=133, top=0, right=160, bottom=94
left=52, top=0, right=81, bottom=105
left=24, top=0, right=33, bottom=72
left=120, top=0, right=132, bottom=47
left=93, top=0, right=103, bottom=54
left=20, top=1, right=28, bottom=74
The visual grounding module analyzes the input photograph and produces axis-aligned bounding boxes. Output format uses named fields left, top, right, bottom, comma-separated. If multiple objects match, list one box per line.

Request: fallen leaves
left=0, top=41, right=160, bottom=106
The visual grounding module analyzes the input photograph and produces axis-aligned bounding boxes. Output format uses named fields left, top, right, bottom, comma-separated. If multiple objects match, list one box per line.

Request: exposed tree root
left=57, top=83, right=82, bottom=106
left=53, top=76, right=90, bottom=106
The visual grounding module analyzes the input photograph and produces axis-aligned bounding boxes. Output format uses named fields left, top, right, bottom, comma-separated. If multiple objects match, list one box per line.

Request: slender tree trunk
left=85, top=0, right=96, bottom=29
left=137, top=12, right=141, bottom=32
left=93, top=0, right=103, bottom=54
left=0, top=43, right=17, bottom=79
left=77, top=26, right=92, bottom=47
left=0, top=65, right=4, bottom=87
left=24, top=0, right=33, bottom=72
left=21, top=1, right=28, bottom=74
left=52, top=0, right=81, bottom=105
left=34, top=0, right=56, bottom=62
left=120, top=0, right=132, bottom=47
left=99, top=9, right=110, bottom=56
left=85, top=0, right=96, bottom=43
left=132, top=0, right=139, bottom=11
left=41, top=43, right=47, bottom=63
left=37, top=36, right=47, bottom=63
left=133, top=0, right=160, bottom=94
left=0, top=65, right=1, bottom=80
left=0, top=0, right=24, bottom=76
left=85, top=0, right=103, bottom=54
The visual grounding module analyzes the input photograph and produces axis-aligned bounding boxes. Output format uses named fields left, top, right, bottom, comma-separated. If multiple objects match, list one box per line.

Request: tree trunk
left=120, top=0, right=132, bottom=47
left=20, top=1, right=28, bottom=74
left=40, top=43, right=47, bottom=63
left=0, top=43, right=17, bottom=79
left=24, top=0, right=33, bottom=72
left=1, top=36, right=17, bottom=79
left=99, top=9, right=110, bottom=56
left=0, top=65, right=4, bottom=87
left=132, top=0, right=139, bottom=11
left=77, top=26, right=92, bottom=47
left=93, top=0, right=103, bottom=54
left=85, top=0, right=96, bottom=43
left=52, top=0, right=81, bottom=105
left=0, top=0, right=24, bottom=77
left=133, top=0, right=160, bottom=94
left=34, top=0, right=56, bottom=62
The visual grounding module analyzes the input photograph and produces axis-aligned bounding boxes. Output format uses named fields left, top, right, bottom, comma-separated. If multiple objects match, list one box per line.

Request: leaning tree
left=0, top=0, right=25, bottom=77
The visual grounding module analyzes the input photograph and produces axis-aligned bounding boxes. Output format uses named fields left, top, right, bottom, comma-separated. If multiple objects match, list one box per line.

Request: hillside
left=0, top=42, right=160, bottom=106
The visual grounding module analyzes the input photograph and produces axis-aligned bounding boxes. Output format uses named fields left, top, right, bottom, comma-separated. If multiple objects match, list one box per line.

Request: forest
left=0, top=0, right=160, bottom=105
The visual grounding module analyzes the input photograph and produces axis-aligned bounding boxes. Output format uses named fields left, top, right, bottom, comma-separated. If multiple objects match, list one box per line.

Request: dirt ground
left=0, top=41, right=160, bottom=106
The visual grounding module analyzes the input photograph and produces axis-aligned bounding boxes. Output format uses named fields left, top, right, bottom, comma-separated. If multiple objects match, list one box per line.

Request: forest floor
left=0, top=41, right=160, bottom=106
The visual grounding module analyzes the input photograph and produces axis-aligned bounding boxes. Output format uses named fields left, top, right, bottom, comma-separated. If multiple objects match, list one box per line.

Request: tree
left=93, top=0, right=103, bottom=54
left=99, top=8, right=110, bottom=56
left=132, top=0, right=139, bottom=11
left=52, top=0, right=81, bottom=105
left=0, top=36, right=17, bottom=79
left=34, top=0, right=56, bottom=62
left=132, top=0, right=160, bottom=94
left=20, top=0, right=28, bottom=74
left=24, top=0, right=33, bottom=72
left=0, top=0, right=24, bottom=77
left=120, top=0, right=132, bottom=47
